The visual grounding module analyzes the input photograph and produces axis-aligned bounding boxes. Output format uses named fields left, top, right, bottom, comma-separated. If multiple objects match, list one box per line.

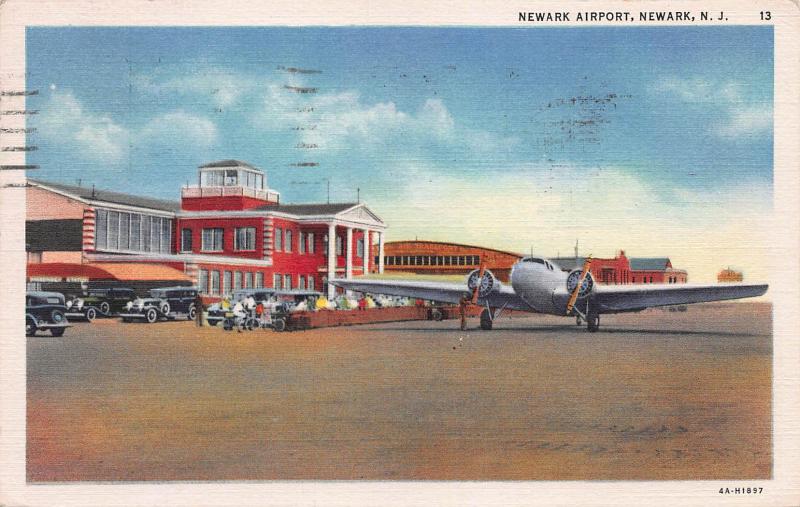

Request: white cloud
left=37, top=92, right=219, bottom=163
left=38, top=91, right=129, bottom=162
left=134, top=66, right=255, bottom=108
left=653, top=77, right=771, bottom=139
left=139, top=110, right=218, bottom=147
left=715, top=106, right=772, bottom=138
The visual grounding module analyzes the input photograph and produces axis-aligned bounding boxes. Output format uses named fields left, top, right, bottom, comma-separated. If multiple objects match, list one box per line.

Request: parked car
left=119, top=287, right=198, bottom=323
left=68, top=287, right=137, bottom=318
left=26, top=291, right=72, bottom=337
left=64, top=294, right=98, bottom=322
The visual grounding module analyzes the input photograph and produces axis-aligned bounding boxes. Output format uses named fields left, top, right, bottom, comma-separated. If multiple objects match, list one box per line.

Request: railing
left=182, top=186, right=279, bottom=202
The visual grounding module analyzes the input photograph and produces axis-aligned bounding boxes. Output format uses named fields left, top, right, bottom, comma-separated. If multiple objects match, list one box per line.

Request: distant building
left=551, top=251, right=688, bottom=284
left=718, top=268, right=743, bottom=282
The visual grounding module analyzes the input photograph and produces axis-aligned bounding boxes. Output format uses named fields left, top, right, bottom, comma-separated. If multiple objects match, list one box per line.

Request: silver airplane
left=331, top=256, right=768, bottom=332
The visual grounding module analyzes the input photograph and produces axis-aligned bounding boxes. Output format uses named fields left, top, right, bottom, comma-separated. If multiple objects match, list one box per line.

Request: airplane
left=331, top=256, right=768, bottom=332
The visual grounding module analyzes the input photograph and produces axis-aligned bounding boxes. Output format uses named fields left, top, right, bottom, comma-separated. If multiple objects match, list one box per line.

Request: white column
left=327, top=222, right=336, bottom=299
left=362, top=229, right=370, bottom=275
left=378, top=231, right=385, bottom=274
left=345, top=227, right=353, bottom=279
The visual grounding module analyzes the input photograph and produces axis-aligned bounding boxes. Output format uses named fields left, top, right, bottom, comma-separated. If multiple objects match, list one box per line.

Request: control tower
left=180, top=160, right=281, bottom=211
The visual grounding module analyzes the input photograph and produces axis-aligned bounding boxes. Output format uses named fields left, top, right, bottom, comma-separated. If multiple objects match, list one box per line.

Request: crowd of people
left=200, top=291, right=438, bottom=331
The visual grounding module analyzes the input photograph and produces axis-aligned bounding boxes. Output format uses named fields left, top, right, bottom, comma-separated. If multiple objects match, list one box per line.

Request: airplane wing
left=590, top=283, right=768, bottom=313
left=330, top=278, right=533, bottom=311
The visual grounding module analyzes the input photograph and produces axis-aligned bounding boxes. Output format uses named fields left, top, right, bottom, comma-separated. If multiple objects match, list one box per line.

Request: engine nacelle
left=566, top=269, right=595, bottom=298
left=466, top=269, right=501, bottom=298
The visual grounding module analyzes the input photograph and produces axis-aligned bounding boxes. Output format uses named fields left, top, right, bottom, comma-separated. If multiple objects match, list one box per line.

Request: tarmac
left=26, top=302, right=772, bottom=481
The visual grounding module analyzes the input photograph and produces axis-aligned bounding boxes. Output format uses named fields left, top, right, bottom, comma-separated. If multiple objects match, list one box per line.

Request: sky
left=26, top=26, right=773, bottom=282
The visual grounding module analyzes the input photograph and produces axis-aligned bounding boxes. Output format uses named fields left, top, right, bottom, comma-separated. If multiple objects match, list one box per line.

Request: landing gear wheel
left=99, top=302, right=111, bottom=315
left=145, top=307, right=159, bottom=323
left=587, top=313, right=600, bottom=333
left=272, top=318, right=287, bottom=332
left=85, top=307, right=97, bottom=322
left=480, top=308, right=493, bottom=331
left=26, top=316, right=37, bottom=337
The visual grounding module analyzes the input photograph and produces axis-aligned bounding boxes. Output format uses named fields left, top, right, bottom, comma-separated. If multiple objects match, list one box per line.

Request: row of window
left=379, top=255, right=481, bottom=267
left=197, top=269, right=317, bottom=295
left=274, top=228, right=317, bottom=254
left=95, top=209, right=172, bottom=254
left=181, top=226, right=370, bottom=258
left=181, top=227, right=257, bottom=253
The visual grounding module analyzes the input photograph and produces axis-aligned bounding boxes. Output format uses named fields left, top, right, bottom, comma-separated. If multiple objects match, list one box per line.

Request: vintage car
left=26, top=291, right=72, bottom=337
left=64, top=294, right=98, bottom=322
left=67, top=287, right=137, bottom=320
left=119, top=286, right=198, bottom=323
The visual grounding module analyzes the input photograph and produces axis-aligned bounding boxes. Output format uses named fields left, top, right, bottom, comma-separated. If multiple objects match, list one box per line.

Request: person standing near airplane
left=459, top=295, right=468, bottom=331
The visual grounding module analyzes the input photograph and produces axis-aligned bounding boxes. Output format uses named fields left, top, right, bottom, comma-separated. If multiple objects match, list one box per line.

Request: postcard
left=1, top=0, right=798, bottom=505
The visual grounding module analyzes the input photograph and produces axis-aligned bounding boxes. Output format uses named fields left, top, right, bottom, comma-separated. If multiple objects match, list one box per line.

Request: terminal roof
left=29, top=179, right=180, bottom=212
left=260, top=203, right=359, bottom=216
left=629, top=258, right=671, bottom=270
left=198, top=160, right=259, bottom=170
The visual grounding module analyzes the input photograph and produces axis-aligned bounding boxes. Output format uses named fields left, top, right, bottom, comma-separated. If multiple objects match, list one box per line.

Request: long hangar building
left=26, top=160, right=387, bottom=298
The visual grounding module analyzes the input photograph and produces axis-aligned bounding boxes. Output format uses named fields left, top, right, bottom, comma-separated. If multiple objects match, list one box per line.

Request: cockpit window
left=523, top=257, right=545, bottom=264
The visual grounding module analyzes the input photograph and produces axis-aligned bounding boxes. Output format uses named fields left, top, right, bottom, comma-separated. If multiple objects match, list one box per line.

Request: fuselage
left=510, top=257, right=570, bottom=315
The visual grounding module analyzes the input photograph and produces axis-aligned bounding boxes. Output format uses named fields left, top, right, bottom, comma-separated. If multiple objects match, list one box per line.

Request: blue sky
left=26, top=26, right=773, bottom=280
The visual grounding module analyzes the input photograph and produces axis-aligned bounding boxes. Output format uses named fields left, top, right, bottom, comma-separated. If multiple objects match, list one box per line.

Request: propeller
left=565, top=255, right=592, bottom=315
left=471, top=264, right=486, bottom=305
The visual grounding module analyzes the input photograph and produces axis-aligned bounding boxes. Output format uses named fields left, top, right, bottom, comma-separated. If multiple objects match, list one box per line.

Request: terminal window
left=201, top=228, right=224, bottom=252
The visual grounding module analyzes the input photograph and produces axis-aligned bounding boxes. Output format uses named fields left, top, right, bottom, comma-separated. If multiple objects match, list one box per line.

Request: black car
left=67, top=287, right=137, bottom=319
left=119, top=287, right=198, bottom=323
left=26, top=291, right=72, bottom=337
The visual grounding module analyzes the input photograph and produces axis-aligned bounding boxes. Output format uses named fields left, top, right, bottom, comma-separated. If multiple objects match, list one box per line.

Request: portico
left=322, top=205, right=386, bottom=298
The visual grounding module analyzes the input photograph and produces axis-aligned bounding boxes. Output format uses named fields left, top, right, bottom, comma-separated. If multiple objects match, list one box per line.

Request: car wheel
left=223, top=318, right=234, bottom=331
left=188, top=305, right=197, bottom=321
left=121, top=317, right=131, bottom=323
left=99, top=302, right=111, bottom=315
left=272, top=318, right=286, bottom=332
left=50, top=327, right=65, bottom=337
left=430, top=308, right=444, bottom=321
left=160, top=302, right=171, bottom=316
left=26, top=316, right=37, bottom=337
left=145, top=308, right=158, bottom=323
left=85, top=307, right=97, bottom=322
left=50, top=309, right=66, bottom=325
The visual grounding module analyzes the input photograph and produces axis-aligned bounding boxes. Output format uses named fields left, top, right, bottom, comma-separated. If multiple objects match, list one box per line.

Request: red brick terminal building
left=26, top=160, right=387, bottom=298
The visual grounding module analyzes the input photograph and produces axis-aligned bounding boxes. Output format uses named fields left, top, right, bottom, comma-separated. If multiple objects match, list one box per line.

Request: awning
left=27, top=262, right=191, bottom=282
